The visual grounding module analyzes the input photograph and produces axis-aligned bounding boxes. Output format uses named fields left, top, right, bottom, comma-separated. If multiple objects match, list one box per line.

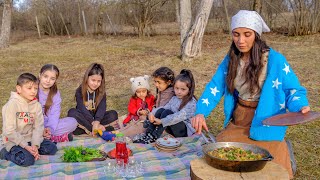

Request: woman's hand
left=43, top=128, right=51, bottom=139
left=153, top=118, right=162, bottom=125
left=191, top=114, right=208, bottom=134
left=301, top=106, right=310, bottom=114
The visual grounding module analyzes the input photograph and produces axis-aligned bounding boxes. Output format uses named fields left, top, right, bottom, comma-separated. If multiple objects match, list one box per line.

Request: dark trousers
left=147, top=108, right=188, bottom=138
left=1, top=139, right=57, bottom=167
left=68, top=108, right=118, bottom=133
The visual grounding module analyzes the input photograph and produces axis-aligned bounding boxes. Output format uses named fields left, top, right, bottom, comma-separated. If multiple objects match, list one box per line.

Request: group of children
left=0, top=63, right=197, bottom=167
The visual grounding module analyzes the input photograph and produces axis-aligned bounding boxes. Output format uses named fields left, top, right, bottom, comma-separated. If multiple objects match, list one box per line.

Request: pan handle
left=262, top=154, right=274, bottom=161
left=201, top=132, right=210, bottom=144
left=187, top=123, right=216, bottom=143
left=206, top=131, right=217, bottom=143
left=201, top=131, right=217, bottom=143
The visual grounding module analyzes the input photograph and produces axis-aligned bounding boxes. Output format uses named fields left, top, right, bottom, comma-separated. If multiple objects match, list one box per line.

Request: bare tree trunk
left=181, top=0, right=214, bottom=61
left=47, top=16, right=57, bottom=36
left=175, top=0, right=180, bottom=24
left=311, top=0, right=320, bottom=33
left=82, top=10, right=88, bottom=35
left=222, top=0, right=230, bottom=33
left=59, top=13, right=71, bottom=38
left=179, top=0, right=192, bottom=44
left=35, top=16, right=41, bottom=38
left=106, top=12, right=117, bottom=35
left=77, top=0, right=83, bottom=34
left=0, top=0, right=13, bottom=48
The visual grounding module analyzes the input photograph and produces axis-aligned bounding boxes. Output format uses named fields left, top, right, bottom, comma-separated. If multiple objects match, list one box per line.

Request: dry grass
left=0, top=33, right=319, bottom=179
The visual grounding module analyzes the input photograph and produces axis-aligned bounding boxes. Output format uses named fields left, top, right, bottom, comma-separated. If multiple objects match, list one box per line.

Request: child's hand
left=153, top=118, right=162, bottom=125
left=31, top=146, right=40, bottom=160
left=148, top=114, right=155, bottom=123
left=43, top=128, right=51, bottom=139
left=92, top=121, right=106, bottom=136
left=25, top=146, right=40, bottom=160
left=92, top=121, right=100, bottom=137
left=98, top=124, right=106, bottom=131
left=140, top=109, right=148, bottom=116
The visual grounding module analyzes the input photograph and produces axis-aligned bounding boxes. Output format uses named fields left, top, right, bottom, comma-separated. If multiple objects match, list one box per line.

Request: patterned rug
left=0, top=135, right=204, bottom=179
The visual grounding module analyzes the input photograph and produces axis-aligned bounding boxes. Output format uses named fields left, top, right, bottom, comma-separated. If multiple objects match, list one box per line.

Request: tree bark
left=77, top=0, right=83, bottom=35
left=82, top=10, right=88, bottom=35
left=106, top=12, right=117, bottom=35
left=47, top=16, right=57, bottom=36
left=179, top=0, right=192, bottom=45
left=0, top=0, right=13, bottom=49
left=175, top=0, right=180, bottom=24
left=222, top=0, right=230, bottom=33
left=181, top=0, right=214, bottom=61
left=252, top=0, right=262, bottom=14
left=35, top=16, right=41, bottom=38
left=59, top=13, right=71, bottom=38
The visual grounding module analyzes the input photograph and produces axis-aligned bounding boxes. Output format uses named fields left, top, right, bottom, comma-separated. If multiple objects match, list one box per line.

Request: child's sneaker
left=143, top=120, right=151, bottom=128
left=0, top=148, right=8, bottom=160
left=51, top=133, right=70, bottom=143
left=68, top=133, right=73, bottom=141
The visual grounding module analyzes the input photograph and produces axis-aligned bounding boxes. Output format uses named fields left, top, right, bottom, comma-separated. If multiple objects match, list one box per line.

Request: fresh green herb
left=61, top=146, right=103, bottom=162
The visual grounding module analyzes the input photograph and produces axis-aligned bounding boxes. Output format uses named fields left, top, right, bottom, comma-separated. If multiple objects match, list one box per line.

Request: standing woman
left=68, top=63, right=118, bottom=136
left=192, top=10, right=310, bottom=179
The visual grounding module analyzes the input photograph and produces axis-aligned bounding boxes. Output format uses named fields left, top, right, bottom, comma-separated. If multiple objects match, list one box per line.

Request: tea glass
left=115, top=159, right=127, bottom=178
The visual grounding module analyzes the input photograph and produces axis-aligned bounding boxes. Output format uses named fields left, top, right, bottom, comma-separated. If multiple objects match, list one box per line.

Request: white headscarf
left=231, top=10, right=270, bottom=36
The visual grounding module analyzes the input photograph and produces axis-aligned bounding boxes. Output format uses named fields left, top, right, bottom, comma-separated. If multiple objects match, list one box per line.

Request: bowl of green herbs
left=61, top=146, right=107, bottom=162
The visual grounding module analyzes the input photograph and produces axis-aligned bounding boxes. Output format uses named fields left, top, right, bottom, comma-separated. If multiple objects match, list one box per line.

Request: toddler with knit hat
left=123, top=75, right=155, bottom=125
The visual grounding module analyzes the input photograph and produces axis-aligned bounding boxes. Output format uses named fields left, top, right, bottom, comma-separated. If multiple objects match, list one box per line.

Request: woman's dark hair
left=226, top=32, right=270, bottom=94
left=81, top=63, right=105, bottom=107
left=174, top=69, right=196, bottom=110
left=39, top=64, right=60, bottom=115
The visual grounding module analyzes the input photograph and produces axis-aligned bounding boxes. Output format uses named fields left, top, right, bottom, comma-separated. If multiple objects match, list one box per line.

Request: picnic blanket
left=0, top=135, right=204, bottom=179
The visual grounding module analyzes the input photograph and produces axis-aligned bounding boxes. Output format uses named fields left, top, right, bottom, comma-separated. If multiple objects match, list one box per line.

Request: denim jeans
left=146, top=108, right=188, bottom=138
left=2, top=139, right=57, bottom=167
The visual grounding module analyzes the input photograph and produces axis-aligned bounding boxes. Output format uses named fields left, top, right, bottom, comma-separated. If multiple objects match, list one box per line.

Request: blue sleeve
left=45, top=91, right=61, bottom=133
left=279, top=55, right=309, bottom=112
left=195, top=56, right=229, bottom=117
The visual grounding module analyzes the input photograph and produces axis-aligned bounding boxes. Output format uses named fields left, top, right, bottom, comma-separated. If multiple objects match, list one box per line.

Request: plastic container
left=115, top=133, right=128, bottom=164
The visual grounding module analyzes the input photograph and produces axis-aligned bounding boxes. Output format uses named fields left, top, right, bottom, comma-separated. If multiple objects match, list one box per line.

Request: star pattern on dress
left=290, top=89, right=296, bottom=95
left=292, top=96, right=300, bottom=101
left=282, top=63, right=291, bottom=75
left=210, top=87, right=220, bottom=96
left=272, top=78, right=282, bottom=89
left=202, top=98, right=210, bottom=106
left=279, top=102, right=285, bottom=110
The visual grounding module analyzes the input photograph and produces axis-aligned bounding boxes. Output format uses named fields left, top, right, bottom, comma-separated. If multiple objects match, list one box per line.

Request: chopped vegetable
left=208, top=146, right=265, bottom=161
left=61, top=146, right=103, bottom=162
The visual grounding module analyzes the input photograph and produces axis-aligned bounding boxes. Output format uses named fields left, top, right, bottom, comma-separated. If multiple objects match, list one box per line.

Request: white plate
left=156, top=137, right=181, bottom=147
